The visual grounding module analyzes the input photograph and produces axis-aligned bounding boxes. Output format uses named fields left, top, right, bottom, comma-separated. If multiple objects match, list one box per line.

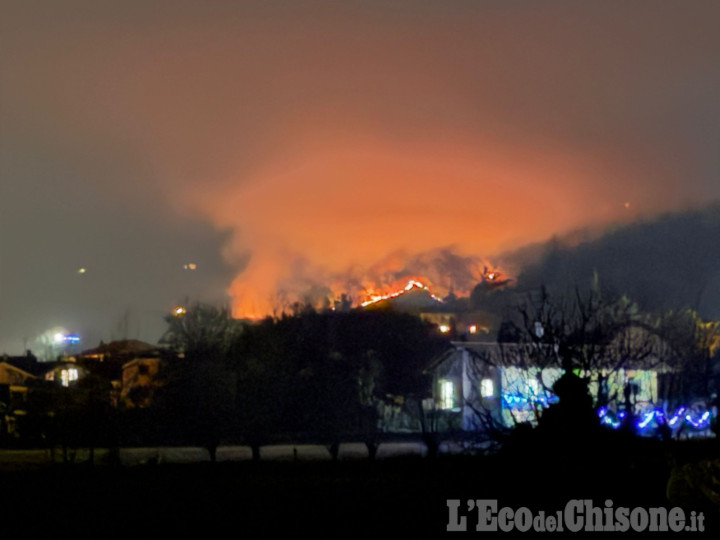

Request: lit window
left=60, top=368, right=79, bottom=387
left=468, top=324, right=478, bottom=334
left=480, top=378, right=494, bottom=398
left=439, top=379, right=455, bottom=410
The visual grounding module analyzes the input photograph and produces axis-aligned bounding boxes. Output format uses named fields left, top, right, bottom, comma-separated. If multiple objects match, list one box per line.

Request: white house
left=429, top=341, right=663, bottom=433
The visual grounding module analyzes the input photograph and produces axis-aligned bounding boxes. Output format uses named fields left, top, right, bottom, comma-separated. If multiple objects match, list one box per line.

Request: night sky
left=2, top=1, right=720, bottom=354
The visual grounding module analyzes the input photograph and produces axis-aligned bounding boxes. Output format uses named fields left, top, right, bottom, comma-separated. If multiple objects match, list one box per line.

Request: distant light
left=534, top=321, right=544, bottom=338
left=77, top=268, right=87, bottom=274
left=53, top=332, right=80, bottom=345
left=468, top=324, right=478, bottom=334
left=183, top=263, right=197, bottom=270
left=439, top=324, right=450, bottom=333
left=64, top=333, right=80, bottom=344
left=624, top=202, right=631, bottom=209
left=173, top=306, right=187, bottom=316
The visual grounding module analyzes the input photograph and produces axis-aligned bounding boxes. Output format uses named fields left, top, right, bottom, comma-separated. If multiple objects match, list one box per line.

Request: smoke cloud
left=2, top=1, right=720, bottom=350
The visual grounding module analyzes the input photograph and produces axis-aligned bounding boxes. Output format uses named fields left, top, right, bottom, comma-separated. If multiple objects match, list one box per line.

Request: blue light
left=64, top=333, right=80, bottom=344
left=637, top=410, right=656, bottom=429
left=501, top=392, right=558, bottom=409
left=596, top=404, right=713, bottom=434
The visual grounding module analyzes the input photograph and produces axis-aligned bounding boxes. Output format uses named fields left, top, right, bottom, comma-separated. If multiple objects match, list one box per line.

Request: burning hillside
left=229, top=248, right=509, bottom=318
left=359, top=280, right=442, bottom=308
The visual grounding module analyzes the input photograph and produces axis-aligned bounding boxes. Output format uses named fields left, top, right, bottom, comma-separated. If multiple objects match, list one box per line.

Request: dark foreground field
left=2, top=437, right=719, bottom=537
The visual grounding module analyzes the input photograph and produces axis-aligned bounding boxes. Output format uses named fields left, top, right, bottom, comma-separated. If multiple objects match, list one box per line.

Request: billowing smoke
left=3, top=2, right=720, bottom=349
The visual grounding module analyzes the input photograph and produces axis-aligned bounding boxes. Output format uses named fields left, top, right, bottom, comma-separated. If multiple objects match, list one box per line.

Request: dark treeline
left=12, top=307, right=449, bottom=461
left=153, top=307, right=451, bottom=460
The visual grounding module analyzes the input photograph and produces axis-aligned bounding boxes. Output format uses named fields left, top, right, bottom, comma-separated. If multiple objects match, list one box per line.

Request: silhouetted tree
left=232, top=309, right=448, bottom=458
left=157, top=304, right=241, bottom=461
left=230, top=317, right=296, bottom=460
left=498, top=277, right=669, bottom=438
left=520, top=282, right=659, bottom=388
left=162, top=303, right=240, bottom=360
left=655, top=308, right=720, bottom=407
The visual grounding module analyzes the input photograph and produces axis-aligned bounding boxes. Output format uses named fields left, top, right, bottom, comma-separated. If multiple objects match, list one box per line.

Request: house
left=427, top=339, right=690, bottom=436
left=37, top=340, right=165, bottom=408
left=1, top=351, right=44, bottom=377
left=81, top=339, right=159, bottom=361
left=0, top=360, right=38, bottom=439
left=81, top=339, right=164, bottom=407
left=43, top=359, right=88, bottom=388
left=428, top=341, right=562, bottom=432
left=120, top=356, right=163, bottom=408
left=0, top=361, right=37, bottom=410
left=0, top=361, right=37, bottom=387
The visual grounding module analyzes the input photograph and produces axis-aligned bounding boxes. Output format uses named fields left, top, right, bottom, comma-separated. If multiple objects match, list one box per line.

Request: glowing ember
left=483, top=266, right=503, bottom=281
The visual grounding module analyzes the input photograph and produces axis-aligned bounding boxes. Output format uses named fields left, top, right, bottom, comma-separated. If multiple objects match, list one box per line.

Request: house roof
left=81, top=339, right=158, bottom=358
left=430, top=337, right=674, bottom=373
left=0, top=361, right=37, bottom=382
left=121, top=356, right=162, bottom=370
left=1, top=352, right=44, bottom=376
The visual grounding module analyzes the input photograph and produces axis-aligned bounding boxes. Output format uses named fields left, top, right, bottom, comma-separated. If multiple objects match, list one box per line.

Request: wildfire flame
left=359, top=279, right=443, bottom=307
left=230, top=254, right=509, bottom=319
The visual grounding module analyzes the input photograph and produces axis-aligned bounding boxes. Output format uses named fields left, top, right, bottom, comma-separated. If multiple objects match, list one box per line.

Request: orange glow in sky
left=183, top=133, right=648, bottom=317
left=4, top=1, right=719, bottom=339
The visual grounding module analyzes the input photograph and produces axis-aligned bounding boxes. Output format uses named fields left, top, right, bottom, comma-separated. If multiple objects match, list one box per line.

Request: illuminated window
left=480, top=378, right=494, bottom=398
left=60, top=368, right=79, bottom=387
left=439, top=379, right=455, bottom=410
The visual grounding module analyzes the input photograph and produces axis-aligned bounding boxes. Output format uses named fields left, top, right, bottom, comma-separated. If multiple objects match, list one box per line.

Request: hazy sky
left=2, top=1, right=719, bottom=352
